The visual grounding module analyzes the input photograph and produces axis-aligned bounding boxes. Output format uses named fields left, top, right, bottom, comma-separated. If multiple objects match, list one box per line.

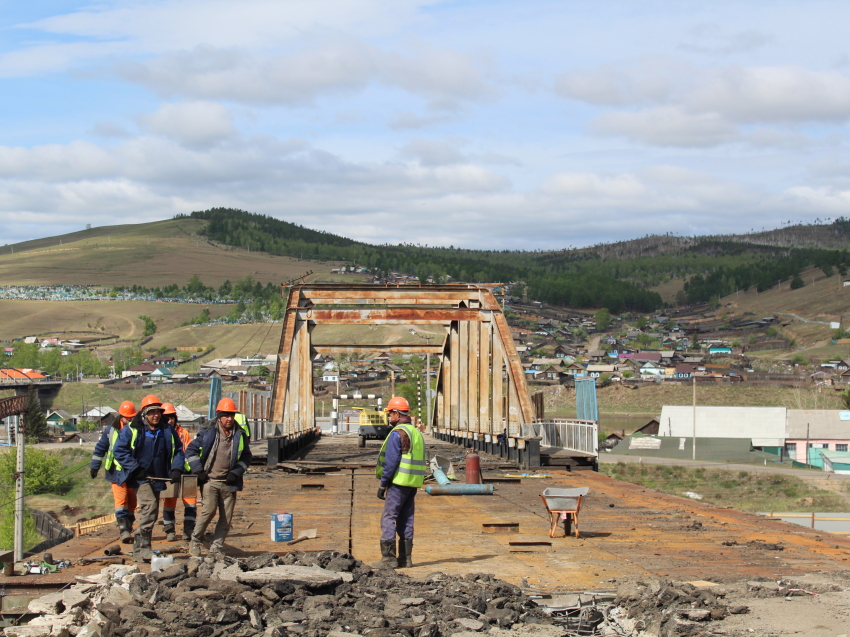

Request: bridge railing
left=521, top=419, right=598, bottom=457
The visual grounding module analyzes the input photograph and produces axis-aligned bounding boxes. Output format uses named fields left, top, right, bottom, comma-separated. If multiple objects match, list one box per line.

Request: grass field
left=0, top=299, right=235, bottom=342
left=0, top=218, right=338, bottom=286
left=601, top=462, right=850, bottom=512
left=540, top=382, right=846, bottom=420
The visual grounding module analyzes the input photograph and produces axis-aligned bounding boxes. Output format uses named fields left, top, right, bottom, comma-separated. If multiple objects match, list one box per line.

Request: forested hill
left=179, top=208, right=850, bottom=311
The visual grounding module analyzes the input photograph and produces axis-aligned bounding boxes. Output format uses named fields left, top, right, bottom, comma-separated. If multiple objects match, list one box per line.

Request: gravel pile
left=11, top=552, right=562, bottom=637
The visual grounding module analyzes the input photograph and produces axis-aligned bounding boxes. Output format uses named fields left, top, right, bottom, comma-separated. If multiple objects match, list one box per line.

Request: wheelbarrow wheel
left=563, top=514, right=572, bottom=537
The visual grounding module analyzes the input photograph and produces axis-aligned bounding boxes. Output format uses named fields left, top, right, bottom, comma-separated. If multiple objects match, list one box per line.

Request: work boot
left=371, top=540, right=398, bottom=569
left=188, top=540, right=202, bottom=557
left=133, top=530, right=154, bottom=563
left=397, top=540, right=413, bottom=568
left=164, top=524, right=177, bottom=542
left=117, top=518, right=133, bottom=544
left=182, top=520, right=195, bottom=541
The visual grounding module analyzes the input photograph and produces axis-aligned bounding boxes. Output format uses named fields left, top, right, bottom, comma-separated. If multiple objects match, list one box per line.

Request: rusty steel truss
left=270, top=284, right=534, bottom=435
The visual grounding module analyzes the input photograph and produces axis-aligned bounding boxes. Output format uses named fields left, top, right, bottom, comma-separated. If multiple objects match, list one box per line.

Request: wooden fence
left=66, top=513, right=116, bottom=537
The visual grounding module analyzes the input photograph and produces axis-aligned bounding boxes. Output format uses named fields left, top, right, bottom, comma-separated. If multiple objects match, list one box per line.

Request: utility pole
left=692, top=376, right=697, bottom=461
left=14, top=412, right=25, bottom=563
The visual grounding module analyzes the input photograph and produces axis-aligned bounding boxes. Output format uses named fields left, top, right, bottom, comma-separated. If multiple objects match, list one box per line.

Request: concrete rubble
left=10, top=552, right=558, bottom=637
left=11, top=553, right=847, bottom=637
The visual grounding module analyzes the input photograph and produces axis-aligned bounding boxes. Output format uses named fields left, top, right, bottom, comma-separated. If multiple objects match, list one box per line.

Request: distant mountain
left=6, top=209, right=850, bottom=312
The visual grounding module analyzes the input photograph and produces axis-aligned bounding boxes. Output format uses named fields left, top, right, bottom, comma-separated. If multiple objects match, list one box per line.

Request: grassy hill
left=0, top=217, right=344, bottom=287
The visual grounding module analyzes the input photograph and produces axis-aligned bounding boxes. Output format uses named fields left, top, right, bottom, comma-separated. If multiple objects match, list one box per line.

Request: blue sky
left=3, top=0, right=850, bottom=249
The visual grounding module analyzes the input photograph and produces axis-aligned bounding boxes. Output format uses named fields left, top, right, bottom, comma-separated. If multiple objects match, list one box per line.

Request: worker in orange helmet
left=90, top=400, right=138, bottom=543
left=113, top=394, right=186, bottom=562
left=160, top=403, right=196, bottom=542
left=373, top=396, right=426, bottom=569
left=185, top=396, right=252, bottom=557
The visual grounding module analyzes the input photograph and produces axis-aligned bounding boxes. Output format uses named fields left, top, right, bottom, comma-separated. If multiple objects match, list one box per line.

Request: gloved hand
left=377, top=486, right=387, bottom=500
left=170, top=469, right=183, bottom=484
left=196, top=470, right=209, bottom=486
left=130, top=466, right=147, bottom=482
left=225, top=471, right=239, bottom=485
left=90, top=468, right=98, bottom=479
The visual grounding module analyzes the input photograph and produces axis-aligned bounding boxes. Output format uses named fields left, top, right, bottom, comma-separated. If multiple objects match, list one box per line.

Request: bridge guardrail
left=522, top=419, right=598, bottom=458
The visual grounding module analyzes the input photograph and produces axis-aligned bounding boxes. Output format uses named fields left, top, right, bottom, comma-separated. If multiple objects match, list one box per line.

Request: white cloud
left=139, top=101, right=236, bottom=147
left=398, top=139, right=468, bottom=166
left=118, top=41, right=490, bottom=107
left=589, top=107, right=739, bottom=147
left=679, top=24, right=773, bottom=56
left=689, top=65, right=850, bottom=124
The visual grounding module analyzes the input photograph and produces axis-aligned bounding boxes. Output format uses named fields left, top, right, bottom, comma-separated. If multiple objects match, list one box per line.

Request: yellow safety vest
left=376, top=424, right=426, bottom=488
left=103, top=426, right=122, bottom=471
left=235, top=413, right=251, bottom=439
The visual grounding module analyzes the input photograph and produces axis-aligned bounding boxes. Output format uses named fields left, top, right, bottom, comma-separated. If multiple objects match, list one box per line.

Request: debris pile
left=11, top=551, right=563, bottom=637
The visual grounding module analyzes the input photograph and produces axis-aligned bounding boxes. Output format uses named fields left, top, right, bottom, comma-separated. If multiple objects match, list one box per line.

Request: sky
left=3, top=1, right=850, bottom=250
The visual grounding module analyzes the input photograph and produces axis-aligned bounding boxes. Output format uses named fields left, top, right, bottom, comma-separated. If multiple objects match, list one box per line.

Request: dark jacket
left=185, top=418, right=252, bottom=492
left=112, top=414, right=185, bottom=490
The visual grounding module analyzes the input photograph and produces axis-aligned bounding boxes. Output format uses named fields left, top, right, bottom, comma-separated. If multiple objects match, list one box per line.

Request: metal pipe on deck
left=425, top=484, right=493, bottom=495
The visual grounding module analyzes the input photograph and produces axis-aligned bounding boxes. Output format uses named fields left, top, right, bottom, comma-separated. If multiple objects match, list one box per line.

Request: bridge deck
left=4, top=433, right=850, bottom=605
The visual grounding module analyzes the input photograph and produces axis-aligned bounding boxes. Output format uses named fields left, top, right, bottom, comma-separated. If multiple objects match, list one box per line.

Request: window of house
left=785, top=442, right=797, bottom=455
left=837, top=444, right=848, bottom=452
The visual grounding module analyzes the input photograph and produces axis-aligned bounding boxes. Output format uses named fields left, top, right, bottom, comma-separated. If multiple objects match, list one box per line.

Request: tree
left=690, top=332, right=701, bottom=351
left=790, top=276, right=805, bottom=290
left=138, top=315, right=157, bottom=336
left=821, top=264, right=834, bottom=278
left=23, top=386, right=48, bottom=442
left=636, top=316, right=648, bottom=330
left=841, top=388, right=850, bottom=411
left=708, top=294, right=720, bottom=309
left=595, top=308, right=611, bottom=331
left=0, top=447, right=69, bottom=493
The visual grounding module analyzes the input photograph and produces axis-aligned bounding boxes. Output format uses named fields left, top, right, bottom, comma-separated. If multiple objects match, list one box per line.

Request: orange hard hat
left=140, top=395, right=162, bottom=409
left=216, top=397, right=238, bottom=413
left=385, top=396, right=410, bottom=412
left=161, top=402, right=177, bottom=415
left=118, top=401, right=137, bottom=418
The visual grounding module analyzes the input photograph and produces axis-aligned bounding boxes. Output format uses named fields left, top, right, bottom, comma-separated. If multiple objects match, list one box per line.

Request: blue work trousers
left=380, top=484, right=417, bottom=541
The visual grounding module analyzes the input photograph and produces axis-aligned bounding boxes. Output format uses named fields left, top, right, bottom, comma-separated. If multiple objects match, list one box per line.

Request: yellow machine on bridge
left=352, top=406, right=391, bottom=448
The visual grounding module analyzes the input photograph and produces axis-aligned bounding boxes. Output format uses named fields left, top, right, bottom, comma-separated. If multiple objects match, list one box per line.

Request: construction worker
left=160, top=403, right=196, bottom=541
left=112, top=394, right=185, bottom=562
left=90, top=400, right=138, bottom=544
left=373, top=396, right=426, bottom=569
left=185, top=397, right=252, bottom=557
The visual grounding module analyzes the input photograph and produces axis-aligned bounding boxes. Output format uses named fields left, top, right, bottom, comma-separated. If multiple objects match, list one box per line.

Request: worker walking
left=90, top=400, right=138, bottom=544
left=160, top=403, right=196, bottom=541
left=373, top=396, right=426, bottom=569
left=112, top=395, right=185, bottom=562
left=185, top=397, right=252, bottom=557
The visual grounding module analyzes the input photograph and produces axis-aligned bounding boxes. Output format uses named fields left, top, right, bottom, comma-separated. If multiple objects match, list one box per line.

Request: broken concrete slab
left=234, top=564, right=347, bottom=587
left=62, top=588, right=91, bottom=610
left=455, top=617, right=485, bottom=631
left=27, top=591, right=65, bottom=615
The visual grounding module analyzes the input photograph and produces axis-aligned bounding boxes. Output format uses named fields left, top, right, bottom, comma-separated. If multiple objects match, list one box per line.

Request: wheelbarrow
left=540, top=487, right=589, bottom=538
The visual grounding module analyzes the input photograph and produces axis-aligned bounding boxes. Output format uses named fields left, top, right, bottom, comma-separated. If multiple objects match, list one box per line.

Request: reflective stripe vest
left=129, top=426, right=179, bottom=465
left=103, top=425, right=123, bottom=471
left=235, top=413, right=250, bottom=439
left=376, top=423, right=426, bottom=488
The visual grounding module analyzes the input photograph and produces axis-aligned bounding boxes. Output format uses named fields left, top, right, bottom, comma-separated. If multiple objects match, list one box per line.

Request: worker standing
left=185, top=397, right=252, bottom=557
left=90, top=400, right=138, bottom=544
left=373, top=396, right=426, bottom=569
left=112, top=395, right=185, bottom=562
left=160, top=403, right=196, bottom=541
